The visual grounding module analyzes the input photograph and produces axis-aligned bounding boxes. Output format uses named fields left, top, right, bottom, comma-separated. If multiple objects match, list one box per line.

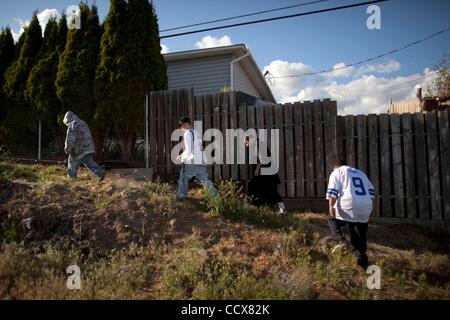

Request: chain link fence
left=0, top=104, right=148, bottom=168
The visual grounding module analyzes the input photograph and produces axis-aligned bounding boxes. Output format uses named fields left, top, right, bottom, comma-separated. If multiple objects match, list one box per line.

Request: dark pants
left=328, top=218, right=368, bottom=267
left=247, top=177, right=283, bottom=207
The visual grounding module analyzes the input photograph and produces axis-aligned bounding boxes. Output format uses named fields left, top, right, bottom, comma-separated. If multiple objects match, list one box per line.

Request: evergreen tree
left=0, top=27, right=15, bottom=79
left=0, top=27, right=15, bottom=147
left=25, top=17, right=59, bottom=120
left=3, top=12, right=42, bottom=99
left=95, top=0, right=167, bottom=160
left=25, top=15, right=67, bottom=151
left=14, top=32, right=25, bottom=60
left=2, top=12, right=42, bottom=151
left=56, top=4, right=101, bottom=122
left=94, top=0, right=129, bottom=158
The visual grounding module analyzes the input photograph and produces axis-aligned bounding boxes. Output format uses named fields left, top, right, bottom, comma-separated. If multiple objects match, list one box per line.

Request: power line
left=160, top=0, right=331, bottom=32
left=161, top=0, right=389, bottom=39
left=274, top=26, right=450, bottom=78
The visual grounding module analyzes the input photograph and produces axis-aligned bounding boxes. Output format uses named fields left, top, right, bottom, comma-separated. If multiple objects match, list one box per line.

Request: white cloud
left=356, top=60, right=401, bottom=75
left=37, top=9, right=61, bottom=32
left=328, top=62, right=354, bottom=78
left=11, top=18, right=29, bottom=42
left=264, top=58, right=432, bottom=115
left=11, top=8, right=61, bottom=42
left=195, top=35, right=232, bottom=49
left=161, top=44, right=170, bottom=54
left=263, top=60, right=314, bottom=99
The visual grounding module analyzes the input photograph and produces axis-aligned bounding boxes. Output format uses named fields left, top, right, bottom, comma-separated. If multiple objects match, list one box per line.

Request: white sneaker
left=22, top=218, right=32, bottom=230
left=279, top=208, right=288, bottom=215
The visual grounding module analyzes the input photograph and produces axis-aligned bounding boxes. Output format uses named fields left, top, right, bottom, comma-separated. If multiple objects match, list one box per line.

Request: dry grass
left=0, top=161, right=449, bottom=300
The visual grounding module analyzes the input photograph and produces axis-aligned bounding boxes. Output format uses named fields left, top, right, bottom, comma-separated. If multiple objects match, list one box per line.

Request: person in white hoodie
left=176, top=117, right=217, bottom=199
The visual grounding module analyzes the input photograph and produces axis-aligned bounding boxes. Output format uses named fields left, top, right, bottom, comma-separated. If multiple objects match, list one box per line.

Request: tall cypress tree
left=0, top=27, right=15, bottom=147
left=95, top=0, right=167, bottom=161
left=94, top=0, right=129, bottom=158
left=25, top=15, right=67, bottom=151
left=14, top=32, right=25, bottom=60
left=0, top=27, right=15, bottom=79
left=3, top=12, right=42, bottom=100
left=56, top=4, right=101, bottom=122
left=2, top=12, right=42, bottom=151
left=25, top=16, right=59, bottom=120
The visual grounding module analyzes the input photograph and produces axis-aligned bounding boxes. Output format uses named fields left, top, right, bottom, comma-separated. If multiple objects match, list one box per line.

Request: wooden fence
left=336, top=110, right=450, bottom=221
left=148, top=88, right=450, bottom=221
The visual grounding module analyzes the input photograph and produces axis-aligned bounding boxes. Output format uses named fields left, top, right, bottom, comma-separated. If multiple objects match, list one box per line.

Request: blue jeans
left=177, top=164, right=217, bottom=198
left=67, top=154, right=104, bottom=179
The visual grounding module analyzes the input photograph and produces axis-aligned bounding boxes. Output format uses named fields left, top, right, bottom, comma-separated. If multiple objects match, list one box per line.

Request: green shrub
left=201, top=180, right=293, bottom=229
left=0, top=222, right=21, bottom=243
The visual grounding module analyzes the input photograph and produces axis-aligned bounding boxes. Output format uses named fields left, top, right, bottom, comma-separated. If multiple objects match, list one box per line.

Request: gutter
left=230, top=50, right=250, bottom=91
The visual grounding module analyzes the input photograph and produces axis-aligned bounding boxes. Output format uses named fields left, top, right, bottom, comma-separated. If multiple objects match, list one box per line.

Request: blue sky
left=1, top=0, right=450, bottom=114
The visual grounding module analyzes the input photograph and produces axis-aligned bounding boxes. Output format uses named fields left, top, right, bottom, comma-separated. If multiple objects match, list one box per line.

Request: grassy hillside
left=0, top=161, right=449, bottom=299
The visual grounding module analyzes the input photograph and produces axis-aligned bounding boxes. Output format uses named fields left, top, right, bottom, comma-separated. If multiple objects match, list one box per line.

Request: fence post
left=38, top=120, right=42, bottom=161
left=145, top=94, right=149, bottom=169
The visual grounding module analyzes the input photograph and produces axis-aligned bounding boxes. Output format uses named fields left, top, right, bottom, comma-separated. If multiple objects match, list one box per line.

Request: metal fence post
left=145, top=95, right=149, bottom=169
left=38, top=120, right=42, bottom=161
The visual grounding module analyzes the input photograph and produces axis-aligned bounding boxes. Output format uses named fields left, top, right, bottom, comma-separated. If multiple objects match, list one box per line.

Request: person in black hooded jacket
left=244, top=136, right=287, bottom=214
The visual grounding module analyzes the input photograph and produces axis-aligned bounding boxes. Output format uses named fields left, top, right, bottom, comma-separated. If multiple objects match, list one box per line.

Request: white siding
left=233, top=62, right=260, bottom=98
left=166, top=55, right=231, bottom=96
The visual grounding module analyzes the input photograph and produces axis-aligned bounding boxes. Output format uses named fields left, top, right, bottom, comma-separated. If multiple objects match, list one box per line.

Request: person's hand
left=176, top=155, right=181, bottom=162
left=328, top=206, right=336, bottom=218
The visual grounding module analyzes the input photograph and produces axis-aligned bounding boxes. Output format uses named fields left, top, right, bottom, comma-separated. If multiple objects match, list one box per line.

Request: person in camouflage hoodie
left=63, top=111, right=105, bottom=181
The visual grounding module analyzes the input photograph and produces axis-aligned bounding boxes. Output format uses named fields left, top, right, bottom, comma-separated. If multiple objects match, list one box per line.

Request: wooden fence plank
left=149, top=91, right=157, bottom=172
left=238, top=104, right=248, bottom=181
left=336, top=116, right=346, bottom=163
left=294, top=102, right=305, bottom=197
left=229, top=92, right=239, bottom=180
left=390, top=114, right=404, bottom=218
left=413, top=113, right=430, bottom=219
left=303, top=102, right=314, bottom=197
left=204, top=94, right=213, bottom=178
left=313, top=100, right=325, bottom=197
left=213, top=93, right=221, bottom=181
left=163, top=90, right=172, bottom=174
left=402, top=113, right=417, bottom=219
left=367, top=114, right=380, bottom=217
left=438, top=109, right=450, bottom=220
left=284, top=103, right=295, bottom=197
left=156, top=91, right=165, bottom=174
left=222, top=93, right=230, bottom=180
left=274, top=104, right=286, bottom=197
left=380, top=114, right=392, bottom=217
left=426, top=112, right=442, bottom=220
left=356, top=115, right=367, bottom=173
left=323, top=99, right=337, bottom=178
left=345, top=115, right=354, bottom=168
left=247, top=105, right=256, bottom=183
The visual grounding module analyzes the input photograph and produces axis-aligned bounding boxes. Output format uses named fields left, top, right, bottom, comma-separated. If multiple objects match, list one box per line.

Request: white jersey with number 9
left=326, top=166, right=375, bottom=223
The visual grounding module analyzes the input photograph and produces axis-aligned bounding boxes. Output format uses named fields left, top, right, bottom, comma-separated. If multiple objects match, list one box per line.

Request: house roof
left=163, top=44, right=276, bottom=103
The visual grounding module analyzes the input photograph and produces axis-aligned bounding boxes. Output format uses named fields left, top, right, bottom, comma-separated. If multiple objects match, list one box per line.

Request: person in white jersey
left=176, top=117, right=217, bottom=199
left=326, top=159, right=375, bottom=268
